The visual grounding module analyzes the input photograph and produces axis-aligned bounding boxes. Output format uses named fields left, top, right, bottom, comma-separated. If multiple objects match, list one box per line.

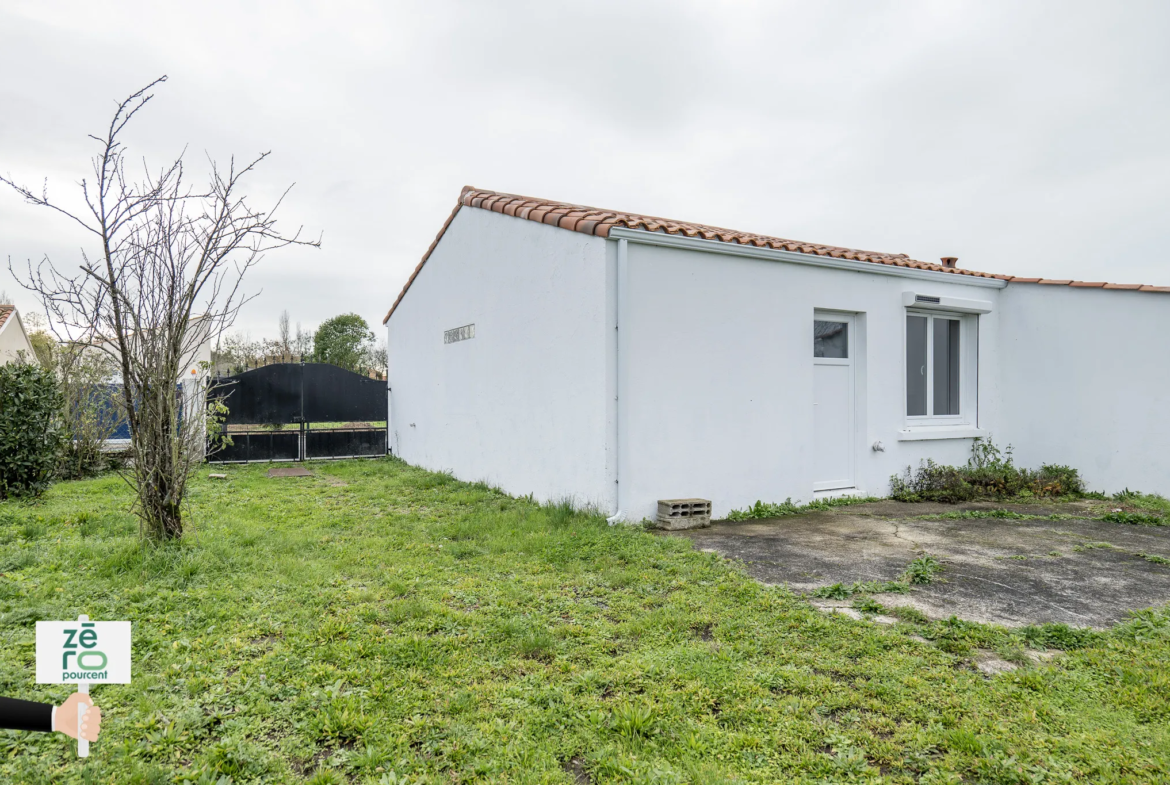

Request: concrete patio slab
left=665, top=501, right=1170, bottom=628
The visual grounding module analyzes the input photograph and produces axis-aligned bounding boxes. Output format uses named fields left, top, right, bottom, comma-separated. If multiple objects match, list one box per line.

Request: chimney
left=940, top=257, right=958, bottom=268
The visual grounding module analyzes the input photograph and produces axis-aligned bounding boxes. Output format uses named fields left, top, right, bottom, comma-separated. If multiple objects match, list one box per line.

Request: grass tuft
left=902, top=555, right=944, bottom=585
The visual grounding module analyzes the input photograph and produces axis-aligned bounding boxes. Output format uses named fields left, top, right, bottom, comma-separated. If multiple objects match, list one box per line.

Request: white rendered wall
left=617, top=240, right=1004, bottom=521
left=998, top=285, right=1170, bottom=496
left=0, top=311, right=34, bottom=365
left=387, top=208, right=612, bottom=508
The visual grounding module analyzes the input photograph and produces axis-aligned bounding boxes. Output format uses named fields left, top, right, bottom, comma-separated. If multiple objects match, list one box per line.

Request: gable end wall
left=386, top=207, right=612, bottom=507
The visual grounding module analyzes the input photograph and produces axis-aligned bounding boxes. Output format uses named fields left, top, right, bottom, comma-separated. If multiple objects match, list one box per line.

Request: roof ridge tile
left=383, top=186, right=1170, bottom=323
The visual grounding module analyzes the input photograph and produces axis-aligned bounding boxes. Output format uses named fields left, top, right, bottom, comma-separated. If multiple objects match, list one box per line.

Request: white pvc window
left=813, top=319, right=848, bottom=359
left=906, top=312, right=965, bottom=420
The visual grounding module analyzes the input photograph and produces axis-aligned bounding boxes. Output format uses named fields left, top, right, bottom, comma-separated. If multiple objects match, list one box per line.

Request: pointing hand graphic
left=55, top=692, right=101, bottom=742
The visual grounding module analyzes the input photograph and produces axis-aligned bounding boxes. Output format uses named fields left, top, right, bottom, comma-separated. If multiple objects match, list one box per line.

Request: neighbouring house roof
left=384, top=186, right=1170, bottom=323
left=0, top=305, right=13, bottom=331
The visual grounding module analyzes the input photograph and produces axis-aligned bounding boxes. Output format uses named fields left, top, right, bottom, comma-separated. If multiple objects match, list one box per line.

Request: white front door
left=813, top=313, right=855, bottom=491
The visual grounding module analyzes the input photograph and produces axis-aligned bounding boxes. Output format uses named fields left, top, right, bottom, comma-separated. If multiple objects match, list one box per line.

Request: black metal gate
left=209, top=363, right=387, bottom=463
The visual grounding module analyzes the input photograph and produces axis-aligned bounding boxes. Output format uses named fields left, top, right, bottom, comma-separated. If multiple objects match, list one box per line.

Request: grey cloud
left=2, top=0, right=1168, bottom=338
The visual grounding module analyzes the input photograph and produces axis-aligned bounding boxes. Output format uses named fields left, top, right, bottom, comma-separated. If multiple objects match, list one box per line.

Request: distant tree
left=278, top=309, right=291, bottom=354
left=213, top=331, right=263, bottom=372
left=212, top=317, right=307, bottom=373
left=0, top=290, right=11, bottom=304
left=313, top=313, right=374, bottom=371
left=28, top=331, right=55, bottom=368
left=20, top=312, right=55, bottom=368
left=370, top=339, right=387, bottom=377
left=293, top=321, right=312, bottom=356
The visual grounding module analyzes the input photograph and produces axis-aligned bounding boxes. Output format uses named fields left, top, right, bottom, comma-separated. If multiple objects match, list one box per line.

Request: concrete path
left=666, top=501, right=1170, bottom=628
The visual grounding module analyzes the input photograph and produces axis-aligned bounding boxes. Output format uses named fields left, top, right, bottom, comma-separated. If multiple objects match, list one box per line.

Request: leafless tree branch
left=1, top=77, right=319, bottom=539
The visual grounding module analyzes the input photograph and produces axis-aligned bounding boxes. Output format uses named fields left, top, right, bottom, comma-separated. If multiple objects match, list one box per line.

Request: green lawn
left=0, top=459, right=1167, bottom=784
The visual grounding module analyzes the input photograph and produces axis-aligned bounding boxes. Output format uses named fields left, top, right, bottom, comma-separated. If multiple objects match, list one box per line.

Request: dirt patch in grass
left=692, top=622, right=714, bottom=641
left=562, top=757, right=592, bottom=784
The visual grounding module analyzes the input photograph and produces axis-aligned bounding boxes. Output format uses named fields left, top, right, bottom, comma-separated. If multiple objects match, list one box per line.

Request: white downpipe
left=607, top=238, right=629, bottom=525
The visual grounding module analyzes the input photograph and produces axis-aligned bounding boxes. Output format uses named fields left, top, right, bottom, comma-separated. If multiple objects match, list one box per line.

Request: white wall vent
left=902, top=292, right=993, bottom=314
left=444, top=324, right=475, bottom=344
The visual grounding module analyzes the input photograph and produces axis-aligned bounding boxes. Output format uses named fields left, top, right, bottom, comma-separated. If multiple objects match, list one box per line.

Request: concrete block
left=655, top=498, right=712, bottom=530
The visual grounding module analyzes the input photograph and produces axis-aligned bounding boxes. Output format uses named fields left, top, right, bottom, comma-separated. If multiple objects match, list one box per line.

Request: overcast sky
left=2, top=0, right=1168, bottom=340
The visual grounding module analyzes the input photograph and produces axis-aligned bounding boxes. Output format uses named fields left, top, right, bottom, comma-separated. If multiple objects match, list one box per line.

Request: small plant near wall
left=890, top=437, right=1086, bottom=502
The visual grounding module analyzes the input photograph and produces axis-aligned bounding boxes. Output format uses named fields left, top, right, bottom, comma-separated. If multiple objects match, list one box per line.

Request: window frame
left=904, top=309, right=977, bottom=426
left=813, top=318, right=850, bottom=360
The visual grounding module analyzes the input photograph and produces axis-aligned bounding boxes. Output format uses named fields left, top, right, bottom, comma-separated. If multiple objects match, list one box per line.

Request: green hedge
left=0, top=361, right=66, bottom=498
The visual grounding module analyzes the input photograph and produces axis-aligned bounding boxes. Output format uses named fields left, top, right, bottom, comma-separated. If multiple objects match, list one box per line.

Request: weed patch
left=811, top=579, right=910, bottom=599
left=929, top=509, right=1070, bottom=521
left=1072, top=541, right=1116, bottom=553
left=891, top=437, right=1086, bottom=502
left=888, top=605, right=930, bottom=624
left=726, top=495, right=882, bottom=521
left=811, top=555, right=944, bottom=598
left=903, top=555, right=943, bottom=585
left=851, top=596, right=883, bottom=614
left=1102, top=511, right=1165, bottom=526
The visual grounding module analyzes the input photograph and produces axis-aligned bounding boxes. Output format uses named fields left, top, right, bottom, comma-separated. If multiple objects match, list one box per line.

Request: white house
left=384, top=186, right=1170, bottom=521
left=0, top=305, right=35, bottom=365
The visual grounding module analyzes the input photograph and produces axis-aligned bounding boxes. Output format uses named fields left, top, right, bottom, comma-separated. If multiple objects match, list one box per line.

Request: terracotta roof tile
left=383, top=186, right=1170, bottom=323
left=0, top=304, right=13, bottom=331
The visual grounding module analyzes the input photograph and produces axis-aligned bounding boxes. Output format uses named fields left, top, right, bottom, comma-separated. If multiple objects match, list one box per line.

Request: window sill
left=897, top=426, right=985, bottom=442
